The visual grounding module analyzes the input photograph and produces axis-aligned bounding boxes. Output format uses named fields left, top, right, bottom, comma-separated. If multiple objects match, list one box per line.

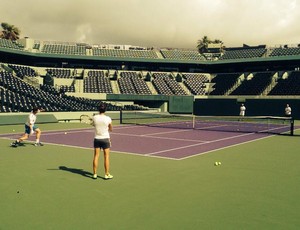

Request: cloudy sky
left=1, top=0, right=300, bottom=49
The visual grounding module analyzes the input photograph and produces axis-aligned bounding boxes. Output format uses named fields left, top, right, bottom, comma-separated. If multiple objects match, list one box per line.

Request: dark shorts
left=94, top=138, right=111, bottom=149
left=25, top=124, right=38, bottom=135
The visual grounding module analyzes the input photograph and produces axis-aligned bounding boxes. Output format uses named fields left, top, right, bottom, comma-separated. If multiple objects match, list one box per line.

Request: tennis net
left=120, top=111, right=294, bottom=135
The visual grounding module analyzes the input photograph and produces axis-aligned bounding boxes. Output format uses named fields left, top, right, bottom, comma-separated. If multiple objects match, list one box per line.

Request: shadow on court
left=50, top=166, right=106, bottom=180
left=9, top=142, right=36, bottom=148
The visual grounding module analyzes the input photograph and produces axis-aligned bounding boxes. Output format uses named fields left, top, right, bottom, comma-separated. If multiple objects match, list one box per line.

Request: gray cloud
left=1, top=0, right=300, bottom=49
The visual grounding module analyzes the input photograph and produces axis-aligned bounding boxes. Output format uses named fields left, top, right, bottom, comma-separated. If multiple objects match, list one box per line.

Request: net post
left=291, top=117, right=294, bottom=136
left=267, top=117, right=270, bottom=135
left=192, top=115, right=195, bottom=129
left=120, top=109, right=123, bottom=124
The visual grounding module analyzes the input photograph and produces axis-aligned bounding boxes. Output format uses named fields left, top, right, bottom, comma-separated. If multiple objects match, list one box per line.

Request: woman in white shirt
left=11, top=107, right=43, bottom=147
left=92, top=103, right=113, bottom=180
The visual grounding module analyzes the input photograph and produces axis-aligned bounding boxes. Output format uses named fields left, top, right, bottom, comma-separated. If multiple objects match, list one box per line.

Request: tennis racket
left=80, top=115, right=93, bottom=125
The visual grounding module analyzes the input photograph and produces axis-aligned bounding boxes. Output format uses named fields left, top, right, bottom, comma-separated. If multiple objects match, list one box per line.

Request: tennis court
left=1, top=120, right=300, bottom=229
left=1, top=114, right=294, bottom=160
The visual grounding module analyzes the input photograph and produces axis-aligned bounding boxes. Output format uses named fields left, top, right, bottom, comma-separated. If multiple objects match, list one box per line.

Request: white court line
left=146, top=124, right=295, bottom=158
left=1, top=136, right=179, bottom=161
left=180, top=134, right=275, bottom=160
left=141, top=128, right=193, bottom=136
left=112, top=131, right=206, bottom=143
left=145, top=131, right=260, bottom=156
left=41, top=129, right=93, bottom=136
left=3, top=124, right=296, bottom=161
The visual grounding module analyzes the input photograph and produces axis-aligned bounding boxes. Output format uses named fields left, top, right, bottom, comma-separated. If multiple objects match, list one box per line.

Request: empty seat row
left=84, top=70, right=113, bottom=93
left=118, top=72, right=152, bottom=95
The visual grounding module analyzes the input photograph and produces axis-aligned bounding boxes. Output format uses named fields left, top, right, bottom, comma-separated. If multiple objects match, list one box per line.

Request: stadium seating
left=3, top=36, right=300, bottom=114
left=3, top=37, right=300, bottom=62
left=92, top=48, right=159, bottom=59
left=0, top=69, right=147, bottom=112
left=268, top=71, right=300, bottom=95
left=0, top=38, right=24, bottom=50
left=152, top=73, right=187, bottom=95
left=219, top=48, right=266, bottom=60
left=41, top=43, right=86, bottom=55
left=209, top=73, right=240, bottom=95
left=118, top=71, right=152, bottom=95
left=8, top=64, right=37, bottom=78
left=46, top=68, right=74, bottom=78
left=84, top=70, right=113, bottom=93
left=0, top=71, right=113, bottom=112
left=182, top=73, right=208, bottom=95
left=59, top=85, right=75, bottom=93
left=230, top=72, right=274, bottom=95
left=160, top=50, right=206, bottom=61
left=269, top=47, right=300, bottom=57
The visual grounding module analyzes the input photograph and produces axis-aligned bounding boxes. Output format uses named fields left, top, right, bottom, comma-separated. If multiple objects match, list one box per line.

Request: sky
left=1, top=0, right=300, bottom=49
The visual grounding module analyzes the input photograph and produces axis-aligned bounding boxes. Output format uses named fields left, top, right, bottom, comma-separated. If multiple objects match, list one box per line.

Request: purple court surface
left=1, top=124, right=288, bottom=160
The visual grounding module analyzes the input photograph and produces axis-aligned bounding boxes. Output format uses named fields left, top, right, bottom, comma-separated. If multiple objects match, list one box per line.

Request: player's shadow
left=57, top=166, right=105, bottom=180
left=10, top=142, right=27, bottom=148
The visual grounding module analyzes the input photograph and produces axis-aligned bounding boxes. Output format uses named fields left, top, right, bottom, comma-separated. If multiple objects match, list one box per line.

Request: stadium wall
left=194, top=98, right=300, bottom=119
left=107, top=94, right=194, bottom=114
left=0, top=111, right=121, bottom=125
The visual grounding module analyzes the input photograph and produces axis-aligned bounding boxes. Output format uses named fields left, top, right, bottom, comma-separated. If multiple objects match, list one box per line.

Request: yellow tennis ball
left=214, top=162, right=219, bottom=166
left=218, top=162, right=221, bottom=165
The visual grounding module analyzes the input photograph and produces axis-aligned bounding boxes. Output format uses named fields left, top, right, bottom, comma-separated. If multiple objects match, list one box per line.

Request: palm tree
left=197, top=36, right=223, bottom=53
left=197, top=36, right=211, bottom=53
left=0, top=22, right=20, bottom=41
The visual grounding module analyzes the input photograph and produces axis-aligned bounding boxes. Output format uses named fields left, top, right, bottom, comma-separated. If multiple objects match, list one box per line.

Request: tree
left=0, top=22, right=20, bottom=41
left=197, top=36, right=223, bottom=53
left=197, top=36, right=210, bottom=53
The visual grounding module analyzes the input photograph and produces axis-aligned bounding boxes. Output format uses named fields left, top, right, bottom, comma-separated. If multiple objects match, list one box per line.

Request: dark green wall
left=0, top=114, right=58, bottom=125
left=194, top=98, right=300, bottom=119
left=107, top=94, right=193, bottom=114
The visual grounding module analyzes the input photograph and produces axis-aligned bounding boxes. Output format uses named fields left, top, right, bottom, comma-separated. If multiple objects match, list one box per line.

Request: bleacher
left=3, top=37, right=300, bottom=62
left=230, top=72, right=274, bottom=95
left=2, top=36, right=300, bottom=114
left=269, top=47, right=300, bottom=57
left=8, top=64, right=37, bottom=78
left=46, top=68, right=74, bottom=78
left=0, top=38, right=24, bottom=50
left=182, top=73, right=208, bottom=95
left=92, top=48, right=159, bottom=59
left=59, top=85, right=75, bottom=93
left=152, top=73, right=187, bottom=95
left=118, top=71, right=152, bottom=95
left=268, top=71, right=300, bottom=95
left=0, top=70, right=117, bottom=112
left=160, top=50, right=206, bottom=61
left=84, top=70, right=113, bottom=93
left=209, top=73, right=240, bottom=95
left=219, top=48, right=266, bottom=60
left=41, top=43, right=86, bottom=55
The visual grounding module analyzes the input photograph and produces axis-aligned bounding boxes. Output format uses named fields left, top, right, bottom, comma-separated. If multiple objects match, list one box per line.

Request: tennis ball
left=64, top=132, right=67, bottom=135
left=214, top=162, right=219, bottom=166
left=13, top=129, right=15, bottom=132
left=218, top=162, right=221, bottom=165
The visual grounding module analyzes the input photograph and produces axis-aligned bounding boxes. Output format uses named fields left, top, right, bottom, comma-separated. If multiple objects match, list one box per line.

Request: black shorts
left=94, top=138, right=111, bottom=149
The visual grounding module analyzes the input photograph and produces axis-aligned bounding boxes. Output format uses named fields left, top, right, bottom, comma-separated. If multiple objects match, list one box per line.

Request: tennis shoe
left=104, top=174, right=113, bottom=180
left=11, top=141, right=19, bottom=147
left=93, top=174, right=97, bottom=179
left=34, top=142, right=44, bottom=147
